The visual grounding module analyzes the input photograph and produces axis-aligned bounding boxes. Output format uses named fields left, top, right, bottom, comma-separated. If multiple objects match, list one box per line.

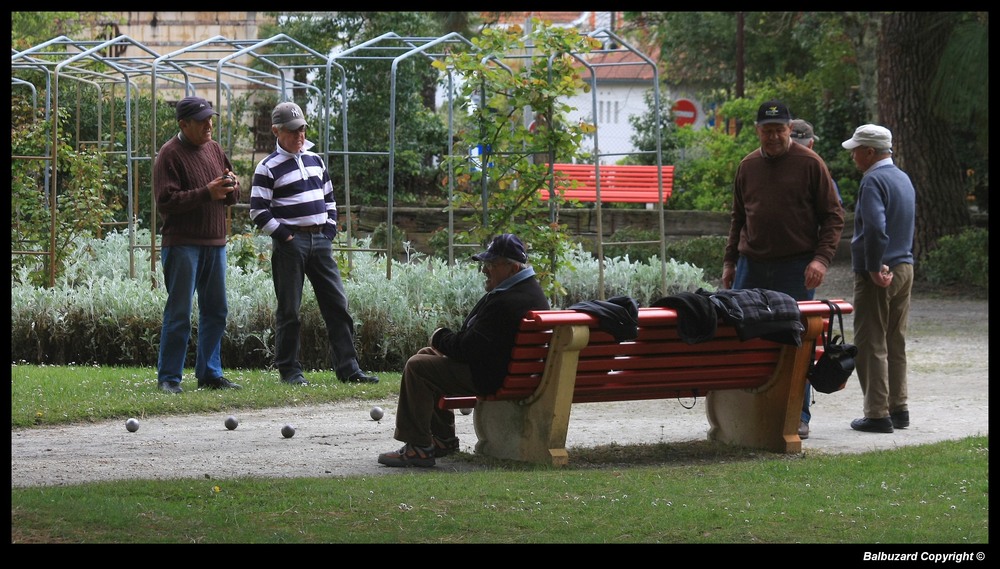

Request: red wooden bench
left=439, top=299, right=853, bottom=466
left=538, top=163, right=674, bottom=206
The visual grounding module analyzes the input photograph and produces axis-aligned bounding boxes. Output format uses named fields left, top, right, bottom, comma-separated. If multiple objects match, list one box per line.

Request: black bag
left=808, top=300, right=857, bottom=394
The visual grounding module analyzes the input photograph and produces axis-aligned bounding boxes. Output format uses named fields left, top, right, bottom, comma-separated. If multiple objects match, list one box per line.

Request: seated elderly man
left=377, top=234, right=550, bottom=467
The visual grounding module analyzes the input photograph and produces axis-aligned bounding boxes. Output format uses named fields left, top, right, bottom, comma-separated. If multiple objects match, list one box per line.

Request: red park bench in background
left=538, top=163, right=674, bottom=207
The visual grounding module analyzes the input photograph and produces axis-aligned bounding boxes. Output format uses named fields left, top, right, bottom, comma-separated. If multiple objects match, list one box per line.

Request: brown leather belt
left=290, top=225, right=325, bottom=233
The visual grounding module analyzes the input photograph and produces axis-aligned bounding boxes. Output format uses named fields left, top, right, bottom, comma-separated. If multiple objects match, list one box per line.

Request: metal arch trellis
left=11, top=33, right=350, bottom=288
left=320, top=26, right=664, bottom=297
left=12, top=27, right=665, bottom=299
left=326, top=31, right=478, bottom=278
left=519, top=27, right=668, bottom=300
left=12, top=34, right=165, bottom=288
left=572, top=28, right=666, bottom=298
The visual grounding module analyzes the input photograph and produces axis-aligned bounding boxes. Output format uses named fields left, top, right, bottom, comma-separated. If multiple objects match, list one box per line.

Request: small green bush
left=922, top=227, right=988, bottom=290
left=666, top=235, right=728, bottom=282
left=603, top=227, right=661, bottom=264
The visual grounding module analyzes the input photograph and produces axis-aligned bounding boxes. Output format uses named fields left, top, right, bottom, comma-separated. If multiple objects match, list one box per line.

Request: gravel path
left=10, top=261, right=988, bottom=487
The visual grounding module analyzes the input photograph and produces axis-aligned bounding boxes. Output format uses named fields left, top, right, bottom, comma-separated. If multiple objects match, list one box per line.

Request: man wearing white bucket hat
left=841, top=124, right=916, bottom=434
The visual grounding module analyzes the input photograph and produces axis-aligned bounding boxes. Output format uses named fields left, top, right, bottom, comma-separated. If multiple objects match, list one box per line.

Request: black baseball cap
left=756, top=100, right=792, bottom=125
left=175, top=96, right=218, bottom=121
left=472, top=234, right=528, bottom=264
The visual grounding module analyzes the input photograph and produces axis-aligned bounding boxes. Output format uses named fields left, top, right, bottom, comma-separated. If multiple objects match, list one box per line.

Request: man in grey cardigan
left=842, top=124, right=916, bottom=434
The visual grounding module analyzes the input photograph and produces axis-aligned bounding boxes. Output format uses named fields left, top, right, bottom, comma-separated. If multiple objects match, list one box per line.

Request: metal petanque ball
left=370, top=406, right=384, bottom=421
left=125, top=418, right=140, bottom=432
left=281, top=424, right=296, bottom=438
left=460, top=408, right=473, bottom=415
left=224, top=416, right=239, bottom=430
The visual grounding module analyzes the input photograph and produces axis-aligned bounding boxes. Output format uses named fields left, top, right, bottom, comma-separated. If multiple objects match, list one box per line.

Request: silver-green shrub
left=553, top=243, right=710, bottom=307
left=11, top=231, right=713, bottom=370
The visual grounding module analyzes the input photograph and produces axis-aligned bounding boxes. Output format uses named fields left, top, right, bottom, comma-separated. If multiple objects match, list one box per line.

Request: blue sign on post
left=469, top=144, right=493, bottom=172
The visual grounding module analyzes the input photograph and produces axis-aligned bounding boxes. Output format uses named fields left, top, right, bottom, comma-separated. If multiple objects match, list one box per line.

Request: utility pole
left=735, top=11, right=745, bottom=135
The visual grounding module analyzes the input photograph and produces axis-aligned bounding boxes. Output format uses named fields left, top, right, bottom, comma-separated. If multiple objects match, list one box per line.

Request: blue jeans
left=733, top=254, right=815, bottom=423
left=157, top=245, right=228, bottom=384
left=271, top=232, right=362, bottom=381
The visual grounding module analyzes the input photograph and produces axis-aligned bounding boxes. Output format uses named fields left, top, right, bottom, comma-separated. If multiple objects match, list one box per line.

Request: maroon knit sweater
left=725, top=142, right=844, bottom=267
left=153, top=134, right=238, bottom=247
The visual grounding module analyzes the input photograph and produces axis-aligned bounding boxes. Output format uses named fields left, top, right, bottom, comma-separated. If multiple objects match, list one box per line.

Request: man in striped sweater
left=250, top=101, right=377, bottom=386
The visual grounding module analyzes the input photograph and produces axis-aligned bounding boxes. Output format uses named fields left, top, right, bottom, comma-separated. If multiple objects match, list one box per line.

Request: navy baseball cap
left=175, top=96, right=218, bottom=121
left=756, top=100, right=792, bottom=125
left=472, top=234, right=528, bottom=264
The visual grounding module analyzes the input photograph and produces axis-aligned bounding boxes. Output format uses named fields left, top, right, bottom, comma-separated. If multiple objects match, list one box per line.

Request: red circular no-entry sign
left=672, top=99, right=697, bottom=127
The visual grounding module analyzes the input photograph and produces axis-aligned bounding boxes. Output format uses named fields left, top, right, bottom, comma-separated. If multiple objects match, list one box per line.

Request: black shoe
left=377, top=443, right=435, bottom=468
left=197, top=377, right=242, bottom=390
left=890, top=410, right=910, bottom=429
left=158, top=381, right=183, bottom=394
left=432, top=435, right=460, bottom=457
left=851, top=417, right=894, bottom=433
left=797, top=421, right=810, bottom=440
left=343, top=371, right=379, bottom=384
left=281, top=374, right=309, bottom=386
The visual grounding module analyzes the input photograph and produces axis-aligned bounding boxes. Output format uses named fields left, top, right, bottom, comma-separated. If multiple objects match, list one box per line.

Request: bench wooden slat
left=507, top=361, right=546, bottom=375
left=575, top=351, right=780, bottom=372
left=443, top=372, right=786, bottom=405
left=571, top=337, right=767, bottom=357
left=476, top=366, right=778, bottom=406
left=574, top=365, right=775, bottom=386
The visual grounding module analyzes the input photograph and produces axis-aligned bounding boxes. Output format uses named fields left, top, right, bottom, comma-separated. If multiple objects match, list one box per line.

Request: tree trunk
left=842, top=12, right=880, bottom=121
left=877, top=12, right=971, bottom=263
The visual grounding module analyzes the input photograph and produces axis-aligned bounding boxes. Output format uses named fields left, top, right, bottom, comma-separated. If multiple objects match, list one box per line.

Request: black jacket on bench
left=652, top=287, right=804, bottom=346
left=703, top=288, right=804, bottom=346
left=567, top=295, right=639, bottom=341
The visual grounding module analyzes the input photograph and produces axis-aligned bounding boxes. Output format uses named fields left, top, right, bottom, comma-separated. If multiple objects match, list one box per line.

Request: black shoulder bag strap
left=824, top=299, right=845, bottom=347
left=808, top=300, right=841, bottom=401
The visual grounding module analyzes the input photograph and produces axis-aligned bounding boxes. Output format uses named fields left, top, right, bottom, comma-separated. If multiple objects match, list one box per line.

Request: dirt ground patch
left=10, top=261, right=989, bottom=487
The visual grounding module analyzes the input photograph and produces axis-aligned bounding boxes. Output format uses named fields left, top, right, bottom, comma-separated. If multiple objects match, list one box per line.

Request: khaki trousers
left=393, top=347, right=479, bottom=447
left=852, top=263, right=914, bottom=418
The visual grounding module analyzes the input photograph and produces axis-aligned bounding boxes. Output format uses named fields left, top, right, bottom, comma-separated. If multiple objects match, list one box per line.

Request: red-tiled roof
left=483, top=11, right=661, bottom=81
left=487, top=11, right=589, bottom=28
left=578, top=49, right=658, bottom=82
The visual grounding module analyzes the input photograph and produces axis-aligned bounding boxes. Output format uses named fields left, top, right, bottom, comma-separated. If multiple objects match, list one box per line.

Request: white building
left=488, top=11, right=706, bottom=164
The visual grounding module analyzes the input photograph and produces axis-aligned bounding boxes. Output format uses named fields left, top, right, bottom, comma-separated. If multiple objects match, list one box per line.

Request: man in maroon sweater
left=152, top=96, right=241, bottom=394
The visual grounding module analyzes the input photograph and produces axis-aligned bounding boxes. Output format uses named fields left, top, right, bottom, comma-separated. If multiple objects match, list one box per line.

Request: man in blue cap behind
left=377, top=233, right=550, bottom=467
